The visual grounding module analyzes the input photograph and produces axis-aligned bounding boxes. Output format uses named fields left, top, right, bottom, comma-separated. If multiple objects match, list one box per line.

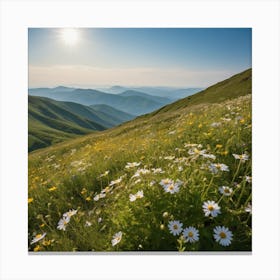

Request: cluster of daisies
left=159, top=178, right=183, bottom=194
left=166, top=199, right=243, bottom=246
left=57, top=209, right=78, bottom=231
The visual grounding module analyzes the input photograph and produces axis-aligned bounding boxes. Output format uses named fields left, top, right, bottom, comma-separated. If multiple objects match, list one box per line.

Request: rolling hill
left=28, top=69, right=252, bottom=252
left=29, top=87, right=171, bottom=116
left=28, top=96, right=134, bottom=152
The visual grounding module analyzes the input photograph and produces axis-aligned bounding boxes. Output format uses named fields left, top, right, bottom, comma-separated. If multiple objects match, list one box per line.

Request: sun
left=60, top=28, right=80, bottom=46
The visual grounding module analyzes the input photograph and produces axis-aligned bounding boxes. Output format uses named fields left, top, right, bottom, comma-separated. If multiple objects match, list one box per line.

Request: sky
left=28, top=28, right=252, bottom=88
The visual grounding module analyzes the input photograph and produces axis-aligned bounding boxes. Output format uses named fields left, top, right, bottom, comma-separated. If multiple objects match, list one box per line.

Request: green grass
left=28, top=70, right=252, bottom=252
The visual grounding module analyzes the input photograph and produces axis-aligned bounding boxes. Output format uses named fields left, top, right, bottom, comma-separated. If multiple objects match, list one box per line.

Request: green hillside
left=28, top=96, right=106, bottom=152
left=28, top=69, right=252, bottom=252
left=150, top=68, right=252, bottom=115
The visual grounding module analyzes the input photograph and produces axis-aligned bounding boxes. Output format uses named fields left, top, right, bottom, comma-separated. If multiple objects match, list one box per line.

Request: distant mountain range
left=96, top=86, right=203, bottom=100
left=28, top=86, right=203, bottom=115
left=28, top=96, right=134, bottom=152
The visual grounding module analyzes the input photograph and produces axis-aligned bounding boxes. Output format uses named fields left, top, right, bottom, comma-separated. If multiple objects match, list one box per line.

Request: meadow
left=28, top=89, right=252, bottom=252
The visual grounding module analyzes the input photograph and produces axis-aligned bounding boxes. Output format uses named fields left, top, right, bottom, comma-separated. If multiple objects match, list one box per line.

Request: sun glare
left=60, top=28, right=80, bottom=46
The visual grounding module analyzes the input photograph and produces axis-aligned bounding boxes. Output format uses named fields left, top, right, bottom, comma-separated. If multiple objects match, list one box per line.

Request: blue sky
left=29, top=28, right=251, bottom=88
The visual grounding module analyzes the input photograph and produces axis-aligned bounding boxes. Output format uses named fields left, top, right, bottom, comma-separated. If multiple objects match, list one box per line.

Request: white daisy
left=135, top=190, right=144, bottom=199
left=202, top=153, right=216, bottom=160
left=245, top=176, right=252, bottom=183
left=129, top=194, right=136, bottom=202
left=164, top=156, right=175, bottom=160
left=31, top=232, right=47, bottom=244
left=63, top=209, right=78, bottom=218
left=85, top=221, right=92, bottom=227
left=213, top=226, right=233, bottom=246
left=111, top=231, right=122, bottom=246
left=159, top=178, right=173, bottom=186
left=233, top=153, right=249, bottom=162
left=132, top=168, right=150, bottom=178
left=209, top=163, right=229, bottom=173
left=98, top=217, right=102, bottom=223
left=202, top=201, right=221, bottom=217
left=109, top=178, right=122, bottom=186
left=163, top=182, right=180, bottom=194
left=99, top=170, right=110, bottom=178
left=245, top=203, right=252, bottom=214
left=125, top=162, right=141, bottom=169
left=211, top=122, right=221, bottom=127
left=94, top=194, right=100, bottom=201
left=219, top=186, right=233, bottom=196
left=168, top=220, right=183, bottom=236
left=152, top=168, right=165, bottom=174
left=57, top=216, right=70, bottom=231
left=188, top=148, right=206, bottom=156
left=182, top=227, right=199, bottom=243
left=129, top=190, right=144, bottom=201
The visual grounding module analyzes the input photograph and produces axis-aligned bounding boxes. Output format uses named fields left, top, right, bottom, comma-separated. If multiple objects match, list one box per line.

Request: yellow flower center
left=188, top=232, right=194, bottom=237
left=168, top=184, right=174, bottom=190
left=219, top=232, right=226, bottom=239
left=224, top=188, right=230, bottom=193
left=173, top=224, right=178, bottom=230
left=208, top=205, right=214, bottom=211
left=35, top=234, right=42, bottom=239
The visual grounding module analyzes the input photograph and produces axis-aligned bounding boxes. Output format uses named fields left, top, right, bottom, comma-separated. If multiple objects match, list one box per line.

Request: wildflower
left=31, top=232, right=47, bottom=244
left=245, top=203, right=252, bottom=214
left=159, top=178, right=173, bottom=186
left=98, top=217, right=102, bottom=223
left=202, top=201, right=221, bottom=217
left=188, top=148, right=206, bottom=156
left=164, top=156, right=175, bottom=160
left=163, top=180, right=182, bottom=194
left=129, top=190, right=144, bottom=201
left=57, top=216, right=70, bottom=231
left=209, top=163, right=229, bottom=173
left=85, top=197, right=91, bottom=201
left=125, top=162, right=141, bottom=169
left=94, top=194, right=100, bottom=201
left=182, top=227, right=199, bottom=243
left=85, top=221, right=92, bottom=227
left=211, top=122, right=221, bottom=127
left=112, top=231, right=122, bottom=246
left=63, top=209, right=78, bottom=218
left=219, top=186, right=233, bottom=196
left=168, top=220, right=183, bottom=236
left=81, top=188, right=87, bottom=195
left=216, top=144, right=223, bottom=149
left=48, top=186, right=57, bottom=192
left=109, top=178, right=122, bottom=186
left=28, top=198, right=34, bottom=204
left=42, top=239, right=52, bottom=246
left=245, top=176, right=252, bottom=183
left=152, top=168, right=165, bottom=174
left=178, top=166, right=183, bottom=172
left=132, top=168, right=150, bottom=178
left=99, top=170, right=110, bottom=178
left=213, top=226, right=233, bottom=246
left=149, top=180, right=156, bottom=186
left=233, top=153, right=249, bottom=162
left=33, top=245, right=41, bottom=252
left=202, top=153, right=216, bottom=160
left=162, top=212, right=169, bottom=218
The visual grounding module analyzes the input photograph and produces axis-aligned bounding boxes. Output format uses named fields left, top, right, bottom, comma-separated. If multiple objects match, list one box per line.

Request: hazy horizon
left=29, top=28, right=252, bottom=88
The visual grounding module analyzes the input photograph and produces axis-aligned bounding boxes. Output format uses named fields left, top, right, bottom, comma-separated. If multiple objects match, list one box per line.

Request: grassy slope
left=28, top=69, right=252, bottom=252
left=28, top=96, right=106, bottom=152
left=150, top=68, right=252, bottom=115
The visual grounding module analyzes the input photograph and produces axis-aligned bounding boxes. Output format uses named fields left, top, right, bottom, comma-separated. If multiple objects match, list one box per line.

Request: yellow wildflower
left=33, top=245, right=41, bottom=252
left=48, top=186, right=57, bottom=192
left=28, top=198, right=34, bottom=204
left=85, top=196, right=91, bottom=201
left=216, top=144, right=223, bottom=149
